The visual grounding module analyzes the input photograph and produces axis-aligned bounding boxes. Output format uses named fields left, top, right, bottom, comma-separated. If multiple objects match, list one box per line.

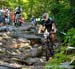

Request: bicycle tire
left=45, top=40, right=50, bottom=61
left=46, top=46, right=50, bottom=61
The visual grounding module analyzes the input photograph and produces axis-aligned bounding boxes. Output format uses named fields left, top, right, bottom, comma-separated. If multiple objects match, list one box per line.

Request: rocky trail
left=0, top=23, right=74, bottom=69
left=0, top=24, right=49, bottom=69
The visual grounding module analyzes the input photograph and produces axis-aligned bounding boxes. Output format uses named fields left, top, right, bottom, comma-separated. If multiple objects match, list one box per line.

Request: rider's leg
left=50, top=33, right=55, bottom=45
left=49, top=34, right=55, bottom=56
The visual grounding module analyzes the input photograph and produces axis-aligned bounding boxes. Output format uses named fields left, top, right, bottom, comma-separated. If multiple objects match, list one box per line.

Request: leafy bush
left=64, top=28, right=75, bottom=47
left=50, top=3, right=60, bottom=15
left=44, top=53, right=68, bottom=69
left=44, top=45, right=74, bottom=69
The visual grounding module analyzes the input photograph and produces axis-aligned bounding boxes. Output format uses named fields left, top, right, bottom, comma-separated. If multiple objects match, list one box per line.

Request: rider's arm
left=52, top=22, right=56, bottom=33
left=38, top=19, right=45, bottom=34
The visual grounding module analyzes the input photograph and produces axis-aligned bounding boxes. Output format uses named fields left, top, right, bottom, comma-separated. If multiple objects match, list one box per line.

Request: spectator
left=15, top=6, right=22, bottom=23
left=30, top=16, right=35, bottom=27
left=10, top=11, right=15, bottom=25
left=18, top=14, right=24, bottom=26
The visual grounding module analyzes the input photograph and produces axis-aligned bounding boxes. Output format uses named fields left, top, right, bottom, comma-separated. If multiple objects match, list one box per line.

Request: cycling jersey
left=41, top=18, right=54, bottom=32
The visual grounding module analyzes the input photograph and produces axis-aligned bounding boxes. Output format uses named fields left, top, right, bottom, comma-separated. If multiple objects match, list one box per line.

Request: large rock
left=17, top=23, right=33, bottom=31
left=0, top=37, right=3, bottom=41
left=2, top=38, right=18, bottom=48
left=33, top=44, right=39, bottom=48
left=66, top=46, right=75, bottom=55
left=0, top=26, right=8, bottom=32
left=17, top=42, right=31, bottom=49
left=18, top=47, right=43, bottom=59
left=0, top=26, right=17, bottom=32
left=25, top=57, right=46, bottom=66
left=7, top=26, right=17, bottom=31
left=10, top=32, right=42, bottom=40
left=30, top=48, right=38, bottom=57
left=0, top=37, right=3, bottom=45
left=0, top=48, right=6, bottom=54
left=17, top=38, right=31, bottom=48
left=28, top=47, right=42, bottom=57
left=21, top=66, right=43, bottom=69
left=2, top=37, right=31, bottom=48
left=0, top=33, right=3, bottom=36
left=25, top=58, right=41, bottom=65
left=0, top=63, right=21, bottom=69
left=18, top=38, right=30, bottom=43
left=0, top=60, right=21, bottom=69
left=0, top=66, right=9, bottom=69
left=1, top=33, right=11, bottom=39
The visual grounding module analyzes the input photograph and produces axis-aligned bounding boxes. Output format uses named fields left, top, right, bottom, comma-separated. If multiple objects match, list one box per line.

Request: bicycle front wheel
left=46, top=46, right=50, bottom=61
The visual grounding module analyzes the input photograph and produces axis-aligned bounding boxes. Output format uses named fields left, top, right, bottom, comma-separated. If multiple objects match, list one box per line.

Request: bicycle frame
left=44, top=29, right=54, bottom=61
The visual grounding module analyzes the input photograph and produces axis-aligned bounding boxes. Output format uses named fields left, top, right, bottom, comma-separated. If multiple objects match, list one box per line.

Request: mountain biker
left=39, top=13, right=56, bottom=56
left=30, top=16, right=36, bottom=27
left=15, top=6, right=22, bottom=15
left=10, top=11, right=15, bottom=25
left=18, top=14, right=24, bottom=26
left=40, top=13, right=56, bottom=44
left=15, top=6, right=22, bottom=23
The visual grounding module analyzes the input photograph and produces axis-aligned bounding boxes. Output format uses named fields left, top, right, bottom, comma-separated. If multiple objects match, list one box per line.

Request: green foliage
left=68, top=0, right=75, bottom=7
left=45, top=53, right=68, bottom=69
left=44, top=46, right=72, bottom=69
left=50, top=3, right=60, bottom=15
left=64, top=28, right=75, bottom=47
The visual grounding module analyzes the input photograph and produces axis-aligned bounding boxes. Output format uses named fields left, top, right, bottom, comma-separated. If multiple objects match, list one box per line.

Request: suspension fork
left=48, top=35, right=55, bottom=56
left=45, top=36, right=50, bottom=61
left=49, top=33, right=54, bottom=50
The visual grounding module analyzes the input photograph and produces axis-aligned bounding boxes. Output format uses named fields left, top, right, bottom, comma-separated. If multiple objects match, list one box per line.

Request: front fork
left=45, top=36, right=54, bottom=60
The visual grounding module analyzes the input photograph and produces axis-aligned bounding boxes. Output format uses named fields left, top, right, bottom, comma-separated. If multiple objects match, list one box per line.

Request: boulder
left=10, top=32, right=42, bottom=40
left=17, top=38, right=31, bottom=48
left=2, top=38, right=18, bottom=48
left=33, top=44, right=39, bottom=48
left=0, top=26, right=8, bottom=32
left=18, top=47, right=43, bottom=59
left=66, top=46, right=75, bottom=55
left=25, top=57, right=46, bottom=66
left=0, top=63, right=21, bottom=69
left=18, top=38, right=30, bottom=43
left=28, top=47, right=43, bottom=57
left=0, top=66, right=9, bottom=69
left=0, top=37, right=3, bottom=41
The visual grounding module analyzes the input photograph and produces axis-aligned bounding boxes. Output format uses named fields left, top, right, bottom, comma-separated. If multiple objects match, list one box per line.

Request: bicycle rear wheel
left=46, top=46, right=50, bottom=61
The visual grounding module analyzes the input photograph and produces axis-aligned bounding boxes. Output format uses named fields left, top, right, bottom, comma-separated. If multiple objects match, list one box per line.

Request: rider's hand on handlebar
left=50, top=29, right=56, bottom=34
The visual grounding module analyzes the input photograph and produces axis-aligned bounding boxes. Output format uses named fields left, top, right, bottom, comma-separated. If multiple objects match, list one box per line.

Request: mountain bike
left=44, top=29, right=54, bottom=61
